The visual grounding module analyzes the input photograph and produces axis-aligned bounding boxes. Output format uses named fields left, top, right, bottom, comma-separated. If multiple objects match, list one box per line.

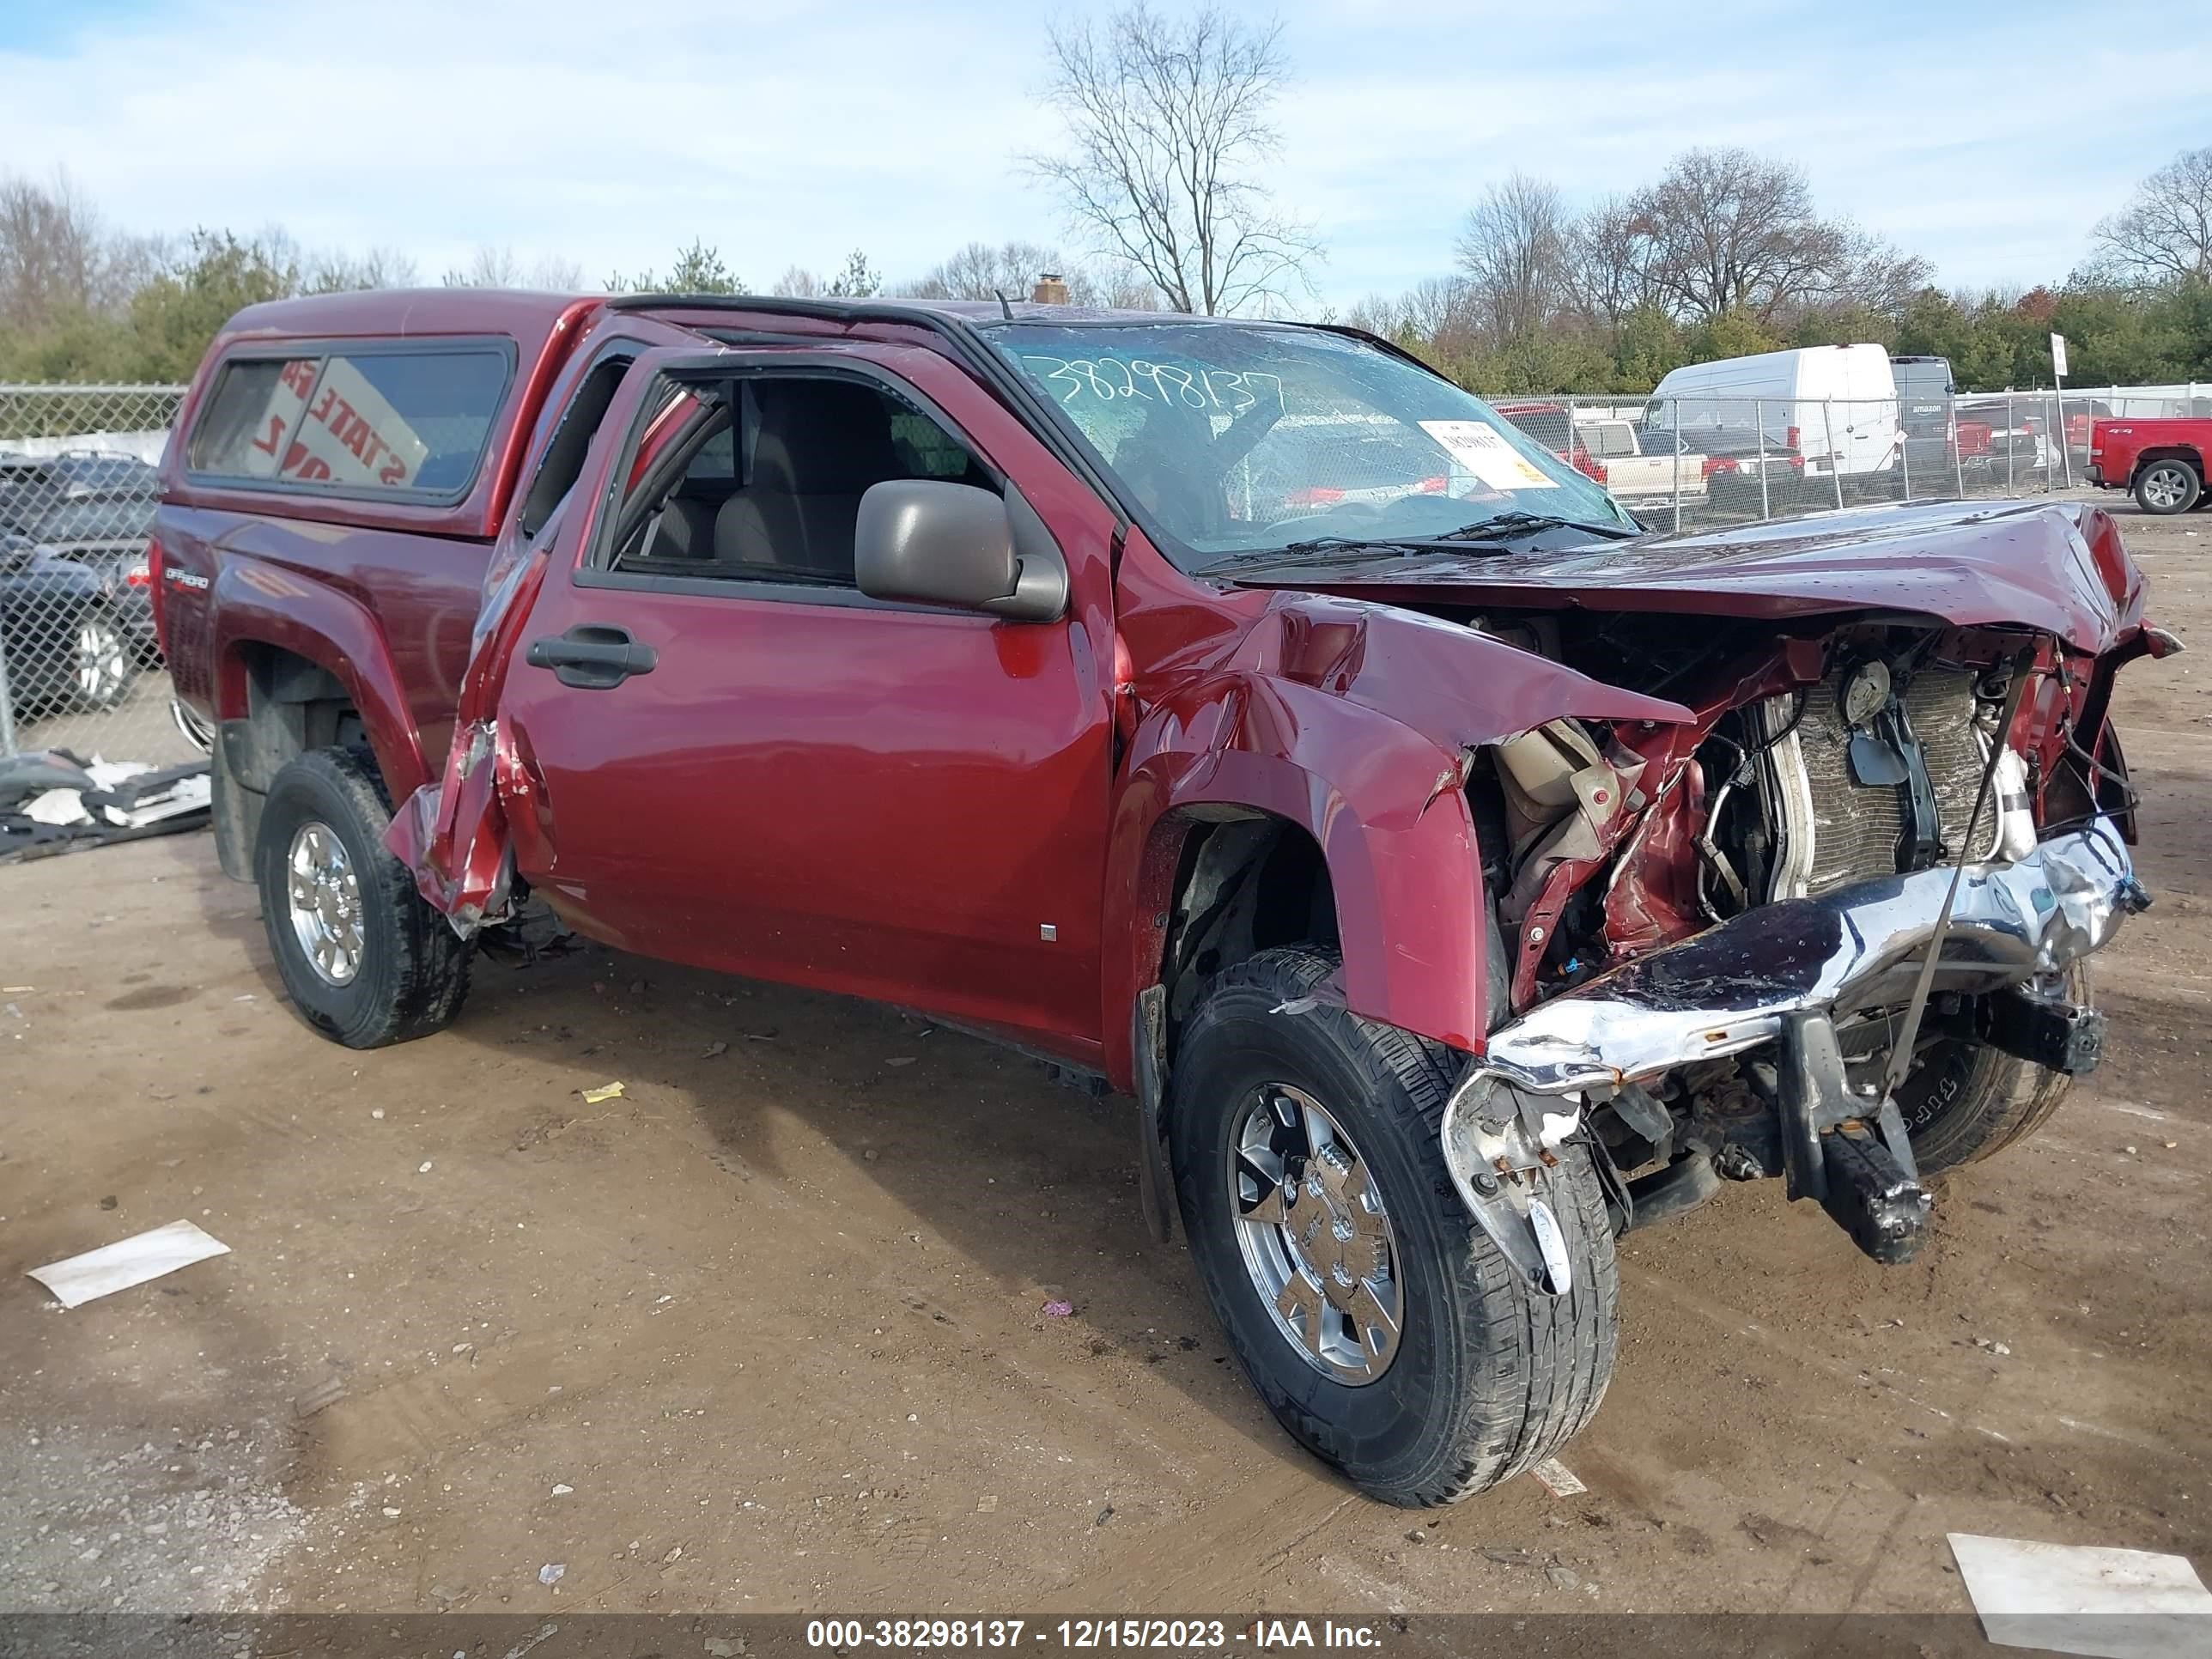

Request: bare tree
left=0, top=169, right=151, bottom=330
left=902, top=240, right=1060, bottom=301
left=1561, top=193, right=1654, bottom=336
left=441, top=246, right=583, bottom=289
left=771, top=264, right=825, bottom=298
left=1455, top=172, right=1567, bottom=343
left=2092, top=146, right=2212, bottom=287
left=895, top=240, right=1160, bottom=307
left=1026, top=3, right=1318, bottom=314
left=305, top=245, right=420, bottom=293
left=1632, top=149, right=1854, bottom=323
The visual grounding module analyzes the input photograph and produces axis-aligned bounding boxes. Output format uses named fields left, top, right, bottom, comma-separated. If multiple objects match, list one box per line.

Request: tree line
left=1345, top=146, right=2212, bottom=395
left=2, top=3, right=2207, bottom=392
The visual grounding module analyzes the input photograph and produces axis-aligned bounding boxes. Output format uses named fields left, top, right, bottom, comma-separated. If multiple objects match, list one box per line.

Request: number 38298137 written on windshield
left=1018, top=355, right=1284, bottom=416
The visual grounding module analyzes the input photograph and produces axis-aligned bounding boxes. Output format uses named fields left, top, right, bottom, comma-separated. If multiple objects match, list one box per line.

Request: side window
left=610, top=374, right=992, bottom=586
left=296, top=350, right=509, bottom=494
left=187, top=347, right=511, bottom=496
left=519, top=349, right=638, bottom=538
left=187, top=357, right=321, bottom=477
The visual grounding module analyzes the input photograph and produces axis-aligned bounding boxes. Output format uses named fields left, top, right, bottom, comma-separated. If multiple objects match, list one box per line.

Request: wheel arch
left=1101, top=677, right=1495, bottom=1094
left=2130, top=446, right=2205, bottom=485
left=209, top=589, right=425, bottom=882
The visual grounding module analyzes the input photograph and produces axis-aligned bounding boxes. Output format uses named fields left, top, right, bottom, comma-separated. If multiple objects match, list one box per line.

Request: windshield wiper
left=1429, top=511, right=1641, bottom=543
left=1196, top=536, right=1519, bottom=574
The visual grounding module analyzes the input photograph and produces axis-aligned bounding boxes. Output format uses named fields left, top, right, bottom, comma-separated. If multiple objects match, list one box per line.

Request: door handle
left=525, top=623, right=658, bottom=690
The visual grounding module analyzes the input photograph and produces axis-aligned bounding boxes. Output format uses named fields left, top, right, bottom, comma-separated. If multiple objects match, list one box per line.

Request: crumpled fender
left=1101, top=593, right=1692, bottom=1082
left=211, top=560, right=429, bottom=801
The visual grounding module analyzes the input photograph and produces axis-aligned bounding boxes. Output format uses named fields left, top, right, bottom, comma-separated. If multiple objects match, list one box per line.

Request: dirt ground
left=2, top=499, right=2206, bottom=1621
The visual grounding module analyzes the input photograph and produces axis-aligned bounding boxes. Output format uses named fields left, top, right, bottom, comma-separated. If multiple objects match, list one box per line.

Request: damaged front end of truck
left=1221, top=499, right=2173, bottom=1278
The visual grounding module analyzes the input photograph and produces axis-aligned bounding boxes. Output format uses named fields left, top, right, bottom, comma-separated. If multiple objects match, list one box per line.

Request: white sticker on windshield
left=1419, top=420, right=1558, bottom=490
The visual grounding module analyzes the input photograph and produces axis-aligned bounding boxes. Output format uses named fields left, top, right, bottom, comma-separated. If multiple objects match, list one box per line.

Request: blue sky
left=0, top=0, right=2202, bottom=311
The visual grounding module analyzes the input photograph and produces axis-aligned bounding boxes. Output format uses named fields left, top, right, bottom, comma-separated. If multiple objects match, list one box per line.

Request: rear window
left=187, top=346, right=514, bottom=498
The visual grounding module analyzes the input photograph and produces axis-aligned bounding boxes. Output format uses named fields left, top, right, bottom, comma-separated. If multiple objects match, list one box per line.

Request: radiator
left=1789, top=669, right=1999, bottom=896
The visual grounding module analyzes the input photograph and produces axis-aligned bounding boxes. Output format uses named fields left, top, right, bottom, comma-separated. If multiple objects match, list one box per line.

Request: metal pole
left=2005, top=395, right=2015, bottom=494
left=2054, top=378, right=2074, bottom=488
left=1671, top=401, right=1683, bottom=532
left=0, top=628, right=15, bottom=757
left=1826, top=398, right=1844, bottom=509
left=1755, top=398, right=1770, bottom=520
left=1899, top=404, right=1912, bottom=501
left=1951, top=392, right=1965, bottom=498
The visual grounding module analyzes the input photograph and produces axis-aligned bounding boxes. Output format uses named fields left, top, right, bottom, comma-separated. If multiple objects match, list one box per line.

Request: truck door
left=495, top=344, right=1121, bottom=1065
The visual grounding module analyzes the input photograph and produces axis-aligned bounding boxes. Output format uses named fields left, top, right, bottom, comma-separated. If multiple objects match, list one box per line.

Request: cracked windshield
left=992, top=322, right=1635, bottom=566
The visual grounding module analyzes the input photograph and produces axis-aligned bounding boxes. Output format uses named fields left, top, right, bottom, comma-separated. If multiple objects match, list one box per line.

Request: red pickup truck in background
left=2088, top=416, right=2210, bottom=514
left=154, top=287, right=2164, bottom=1507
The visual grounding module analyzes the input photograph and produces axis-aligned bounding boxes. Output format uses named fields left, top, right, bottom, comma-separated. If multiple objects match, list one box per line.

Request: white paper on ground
left=1530, top=1457, right=1587, bottom=1497
left=1948, top=1532, right=2212, bottom=1659
left=27, top=1219, right=231, bottom=1309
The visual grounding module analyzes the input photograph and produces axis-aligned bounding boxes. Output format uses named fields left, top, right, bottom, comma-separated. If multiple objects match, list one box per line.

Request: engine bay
left=1435, top=601, right=2143, bottom=1268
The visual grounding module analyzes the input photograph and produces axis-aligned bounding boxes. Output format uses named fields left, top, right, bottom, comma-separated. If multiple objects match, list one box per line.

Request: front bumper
left=1440, top=822, right=2146, bottom=1271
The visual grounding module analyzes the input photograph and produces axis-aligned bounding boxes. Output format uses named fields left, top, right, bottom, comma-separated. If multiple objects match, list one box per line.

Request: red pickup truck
left=155, top=288, right=2166, bottom=1506
left=2087, top=416, right=2209, bottom=514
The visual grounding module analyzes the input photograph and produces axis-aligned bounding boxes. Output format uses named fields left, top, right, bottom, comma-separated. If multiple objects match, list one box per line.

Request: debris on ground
left=27, top=1218, right=229, bottom=1309
left=580, top=1082, right=625, bottom=1103
left=1042, top=1299, right=1073, bottom=1318
left=1532, top=1457, right=1588, bottom=1498
left=1948, top=1533, right=2212, bottom=1656
left=538, top=1563, right=565, bottom=1586
left=1, top=751, right=212, bottom=863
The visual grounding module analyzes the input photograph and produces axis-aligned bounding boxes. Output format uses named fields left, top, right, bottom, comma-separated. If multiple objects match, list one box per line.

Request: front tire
left=1168, top=947, right=1617, bottom=1506
left=1895, top=962, right=2090, bottom=1174
left=254, top=745, right=471, bottom=1048
left=2134, top=459, right=2201, bottom=515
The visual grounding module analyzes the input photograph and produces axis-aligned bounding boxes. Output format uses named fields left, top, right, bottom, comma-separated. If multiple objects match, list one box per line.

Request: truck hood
left=1227, top=499, right=2143, bottom=654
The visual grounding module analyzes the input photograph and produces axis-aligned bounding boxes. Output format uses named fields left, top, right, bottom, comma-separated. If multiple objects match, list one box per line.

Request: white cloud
left=1, top=0, right=2203, bottom=307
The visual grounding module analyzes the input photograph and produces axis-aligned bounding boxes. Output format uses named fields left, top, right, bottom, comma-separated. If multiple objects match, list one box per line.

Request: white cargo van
left=1645, top=344, right=1903, bottom=485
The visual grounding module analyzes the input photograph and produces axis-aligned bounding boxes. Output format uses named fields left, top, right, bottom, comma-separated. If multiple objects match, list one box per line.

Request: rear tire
left=1895, top=962, right=2089, bottom=1174
left=254, top=744, right=471, bottom=1048
left=1168, top=946, right=1617, bottom=1506
left=2133, top=459, right=2201, bottom=515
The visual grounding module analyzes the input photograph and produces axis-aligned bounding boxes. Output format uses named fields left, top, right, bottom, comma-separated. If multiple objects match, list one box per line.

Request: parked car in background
left=1888, top=355, right=1955, bottom=483
left=0, top=451, right=162, bottom=661
left=1575, top=416, right=1707, bottom=507
left=1644, top=344, right=1903, bottom=498
left=0, top=532, right=137, bottom=716
left=1954, top=399, right=2048, bottom=477
left=1244, top=417, right=1457, bottom=519
left=2063, top=400, right=2112, bottom=477
left=2088, top=416, right=2210, bottom=514
left=1491, top=404, right=1706, bottom=508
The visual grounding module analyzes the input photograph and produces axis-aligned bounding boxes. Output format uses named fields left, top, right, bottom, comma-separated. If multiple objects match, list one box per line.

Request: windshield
left=988, top=322, right=1634, bottom=566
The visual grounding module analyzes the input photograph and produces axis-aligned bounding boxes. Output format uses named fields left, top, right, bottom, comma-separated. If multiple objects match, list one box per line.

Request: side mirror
left=854, top=480, right=1067, bottom=622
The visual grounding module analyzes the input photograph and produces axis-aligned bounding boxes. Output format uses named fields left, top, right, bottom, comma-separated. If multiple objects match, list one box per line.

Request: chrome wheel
left=2142, top=464, right=2190, bottom=511
left=75, top=618, right=128, bottom=705
left=286, top=822, right=365, bottom=986
left=2141, top=464, right=2194, bottom=511
left=1229, top=1084, right=1403, bottom=1384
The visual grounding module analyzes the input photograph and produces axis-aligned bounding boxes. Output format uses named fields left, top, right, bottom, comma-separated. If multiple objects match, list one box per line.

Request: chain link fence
left=1488, top=390, right=2153, bottom=534
left=0, top=375, right=2195, bottom=767
left=1, top=385, right=191, bottom=766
